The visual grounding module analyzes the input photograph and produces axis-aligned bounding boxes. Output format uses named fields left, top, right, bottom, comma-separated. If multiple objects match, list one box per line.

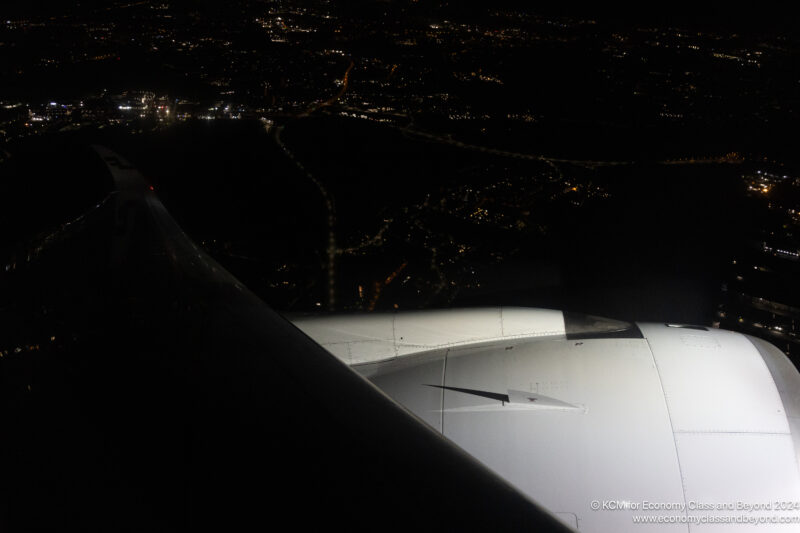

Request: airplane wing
left=1, top=147, right=573, bottom=531
left=294, top=309, right=800, bottom=531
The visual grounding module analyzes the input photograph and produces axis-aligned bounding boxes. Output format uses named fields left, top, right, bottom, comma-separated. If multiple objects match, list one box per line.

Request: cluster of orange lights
left=0, top=336, right=56, bottom=358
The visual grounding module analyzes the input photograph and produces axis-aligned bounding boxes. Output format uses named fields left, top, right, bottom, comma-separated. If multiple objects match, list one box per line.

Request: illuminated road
left=271, top=125, right=338, bottom=310
left=303, top=60, right=355, bottom=117
left=401, top=127, right=746, bottom=167
left=399, top=127, right=636, bottom=168
left=270, top=59, right=359, bottom=310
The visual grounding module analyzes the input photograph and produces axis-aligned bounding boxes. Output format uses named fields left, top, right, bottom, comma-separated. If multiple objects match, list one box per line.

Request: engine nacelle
left=293, top=308, right=800, bottom=532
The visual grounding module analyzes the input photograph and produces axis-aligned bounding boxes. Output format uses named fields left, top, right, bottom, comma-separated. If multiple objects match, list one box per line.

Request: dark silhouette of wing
left=1, top=147, right=573, bottom=532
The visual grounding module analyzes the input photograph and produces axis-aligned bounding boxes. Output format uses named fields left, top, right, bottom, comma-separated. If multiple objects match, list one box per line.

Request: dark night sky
left=3, top=0, right=798, bottom=33
left=454, top=1, right=798, bottom=32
